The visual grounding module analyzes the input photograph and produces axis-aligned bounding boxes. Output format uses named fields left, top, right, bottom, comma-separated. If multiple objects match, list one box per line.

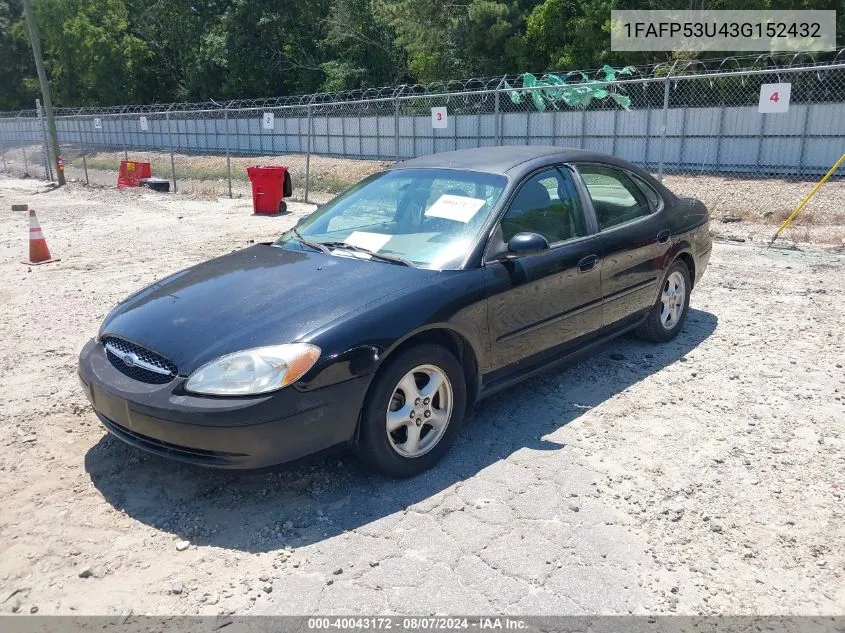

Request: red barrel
left=247, top=166, right=291, bottom=215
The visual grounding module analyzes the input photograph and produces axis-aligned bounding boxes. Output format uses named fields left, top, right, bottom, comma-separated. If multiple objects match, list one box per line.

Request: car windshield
left=275, top=168, right=507, bottom=269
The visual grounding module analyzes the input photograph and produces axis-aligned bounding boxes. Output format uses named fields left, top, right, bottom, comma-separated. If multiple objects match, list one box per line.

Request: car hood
left=100, top=243, right=438, bottom=374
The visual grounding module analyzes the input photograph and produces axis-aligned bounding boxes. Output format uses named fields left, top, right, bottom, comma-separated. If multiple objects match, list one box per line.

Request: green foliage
left=0, top=0, right=842, bottom=110
left=31, top=0, right=152, bottom=106
left=321, top=0, right=402, bottom=91
left=0, top=0, right=38, bottom=110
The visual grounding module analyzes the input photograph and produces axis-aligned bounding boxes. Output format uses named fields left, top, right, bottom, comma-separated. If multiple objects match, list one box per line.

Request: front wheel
left=355, top=344, right=465, bottom=477
left=279, top=200, right=288, bottom=214
left=635, top=260, right=691, bottom=342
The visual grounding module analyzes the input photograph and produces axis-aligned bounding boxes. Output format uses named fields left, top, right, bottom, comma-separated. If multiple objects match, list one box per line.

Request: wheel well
left=383, top=329, right=480, bottom=409
left=676, top=252, right=696, bottom=289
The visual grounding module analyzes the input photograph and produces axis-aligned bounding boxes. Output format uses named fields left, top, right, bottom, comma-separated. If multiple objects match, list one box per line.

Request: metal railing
left=1, top=50, right=844, bottom=203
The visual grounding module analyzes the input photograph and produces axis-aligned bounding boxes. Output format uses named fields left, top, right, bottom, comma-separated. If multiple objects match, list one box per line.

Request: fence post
left=476, top=99, right=482, bottom=150
left=755, top=114, right=766, bottom=175
left=579, top=108, right=586, bottom=149
left=643, top=91, right=652, bottom=168
left=657, top=76, right=671, bottom=182
left=411, top=97, right=417, bottom=157
left=225, top=108, right=232, bottom=198
left=394, top=95, right=400, bottom=162
left=525, top=99, right=530, bottom=145
left=36, top=99, right=53, bottom=181
left=494, top=80, right=503, bottom=146
left=121, top=110, right=128, bottom=160
left=375, top=104, right=381, bottom=159
left=341, top=108, right=347, bottom=157
left=305, top=103, right=312, bottom=203
left=357, top=107, right=363, bottom=159
left=611, top=108, right=618, bottom=156
left=22, top=144, right=28, bottom=174
left=166, top=110, right=177, bottom=192
left=453, top=98, right=458, bottom=151
left=75, top=116, right=88, bottom=184
left=1, top=134, right=6, bottom=173
left=714, top=101, right=725, bottom=174
left=797, top=105, right=810, bottom=178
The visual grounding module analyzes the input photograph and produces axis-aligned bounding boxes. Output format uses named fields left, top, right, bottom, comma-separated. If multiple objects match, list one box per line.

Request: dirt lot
left=0, top=176, right=843, bottom=617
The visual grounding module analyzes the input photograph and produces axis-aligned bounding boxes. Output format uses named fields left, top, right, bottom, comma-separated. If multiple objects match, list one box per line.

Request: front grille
left=102, top=337, right=178, bottom=385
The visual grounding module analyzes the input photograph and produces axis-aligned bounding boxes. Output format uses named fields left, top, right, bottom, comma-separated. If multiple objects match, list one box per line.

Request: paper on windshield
left=424, top=194, right=486, bottom=223
left=343, top=231, right=392, bottom=252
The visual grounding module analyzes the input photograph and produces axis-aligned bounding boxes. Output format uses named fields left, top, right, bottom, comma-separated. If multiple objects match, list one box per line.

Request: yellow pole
left=769, top=152, right=845, bottom=246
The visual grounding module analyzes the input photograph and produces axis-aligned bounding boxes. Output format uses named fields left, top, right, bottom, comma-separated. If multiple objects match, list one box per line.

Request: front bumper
left=78, top=339, right=371, bottom=468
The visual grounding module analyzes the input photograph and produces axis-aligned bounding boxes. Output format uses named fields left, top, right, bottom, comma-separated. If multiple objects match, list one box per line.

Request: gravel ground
left=0, top=176, right=843, bottom=617
left=662, top=174, right=845, bottom=246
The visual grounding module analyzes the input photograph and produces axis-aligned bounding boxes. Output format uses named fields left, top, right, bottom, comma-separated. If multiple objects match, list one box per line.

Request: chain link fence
left=1, top=51, right=844, bottom=240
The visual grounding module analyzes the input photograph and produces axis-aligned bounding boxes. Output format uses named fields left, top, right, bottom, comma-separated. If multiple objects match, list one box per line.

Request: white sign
left=262, top=112, right=275, bottom=130
left=343, top=231, right=391, bottom=252
left=758, top=83, right=791, bottom=113
left=93, top=118, right=102, bottom=129
left=139, top=116, right=148, bottom=131
left=431, top=106, right=448, bottom=129
left=425, top=195, right=486, bottom=223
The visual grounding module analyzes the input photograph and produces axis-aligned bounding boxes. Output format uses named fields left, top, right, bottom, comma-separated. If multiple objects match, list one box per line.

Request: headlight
left=185, top=344, right=320, bottom=396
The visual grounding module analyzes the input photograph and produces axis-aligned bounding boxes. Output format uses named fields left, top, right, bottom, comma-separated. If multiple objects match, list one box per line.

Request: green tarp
left=503, top=65, right=636, bottom=111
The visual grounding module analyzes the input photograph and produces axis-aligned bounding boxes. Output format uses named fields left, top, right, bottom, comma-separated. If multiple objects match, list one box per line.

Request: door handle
left=578, top=254, right=598, bottom=272
left=657, top=229, right=671, bottom=244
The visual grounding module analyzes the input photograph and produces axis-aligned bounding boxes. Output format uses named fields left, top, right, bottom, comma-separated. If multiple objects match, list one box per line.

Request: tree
left=0, top=0, right=37, bottom=110
left=518, top=0, right=614, bottom=71
left=321, top=0, right=403, bottom=92
left=129, top=0, right=220, bottom=102
left=383, top=0, right=467, bottom=82
left=31, top=0, right=152, bottom=106
left=0, top=0, right=843, bottom=111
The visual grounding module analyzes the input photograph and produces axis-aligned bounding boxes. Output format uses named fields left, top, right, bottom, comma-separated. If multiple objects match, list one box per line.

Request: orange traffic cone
left=23, top=208, right=60, bottom=265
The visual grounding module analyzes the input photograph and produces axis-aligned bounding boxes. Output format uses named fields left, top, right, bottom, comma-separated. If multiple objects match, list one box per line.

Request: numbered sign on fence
left=431, top=107, right=448, bottom=129
left=758, top=83, right=791, bottom=113
left=139, top=116, right=149, bottom=131
left=262, top=112, right=275, bottom=130
left=93, top=118, right=102, bottom=129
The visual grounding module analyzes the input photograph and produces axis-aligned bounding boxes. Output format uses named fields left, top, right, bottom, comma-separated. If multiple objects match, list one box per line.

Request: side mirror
left=506, top=232, right=549, bottom=258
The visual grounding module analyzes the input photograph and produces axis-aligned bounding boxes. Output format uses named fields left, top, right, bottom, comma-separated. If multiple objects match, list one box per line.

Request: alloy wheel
left=660, top=270, right=686, bottom=330
left=385, top=364, right=453, bottom=458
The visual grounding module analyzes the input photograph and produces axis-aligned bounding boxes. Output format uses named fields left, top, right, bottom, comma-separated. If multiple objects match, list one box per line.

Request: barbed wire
left=0, top=47, right=843, bottom=118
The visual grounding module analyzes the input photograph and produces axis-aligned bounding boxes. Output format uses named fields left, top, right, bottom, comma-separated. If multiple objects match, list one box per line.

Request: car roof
left=389, top=145, right=678, bottom=200
left=391, top=146, right=616, bottom=175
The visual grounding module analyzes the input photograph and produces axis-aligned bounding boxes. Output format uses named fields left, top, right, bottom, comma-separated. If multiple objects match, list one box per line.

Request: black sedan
left=78, top=146, right=711, bottom=477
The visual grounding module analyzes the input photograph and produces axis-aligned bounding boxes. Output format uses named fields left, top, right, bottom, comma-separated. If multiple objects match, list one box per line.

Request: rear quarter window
left=577, top=164, right=652, bottom=231
left=631, top=174, right=663, bottom=212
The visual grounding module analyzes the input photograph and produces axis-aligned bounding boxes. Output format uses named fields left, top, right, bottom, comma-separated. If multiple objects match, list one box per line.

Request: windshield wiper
left=291, top=228, right=331, bottom=255
left=320, top=241, right=413, bottom=267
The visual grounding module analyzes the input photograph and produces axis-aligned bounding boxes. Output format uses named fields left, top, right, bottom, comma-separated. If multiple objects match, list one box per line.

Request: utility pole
left=22, top=0, right=65, bottom=185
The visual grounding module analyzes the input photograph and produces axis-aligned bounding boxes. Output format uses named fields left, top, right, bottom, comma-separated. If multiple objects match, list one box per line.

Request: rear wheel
left=279, top=201, right=287, bottom=214
left=355, top=344, right=465, bottom=477
left=635, top=260, right=691, bottom=342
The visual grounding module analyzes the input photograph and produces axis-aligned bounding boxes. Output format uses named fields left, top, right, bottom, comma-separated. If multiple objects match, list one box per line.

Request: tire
left=635, top=259, right=691, bottom=343
left=279, top=201, right=287, bottom=214
left=355, top=344, right=466, bottom=477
